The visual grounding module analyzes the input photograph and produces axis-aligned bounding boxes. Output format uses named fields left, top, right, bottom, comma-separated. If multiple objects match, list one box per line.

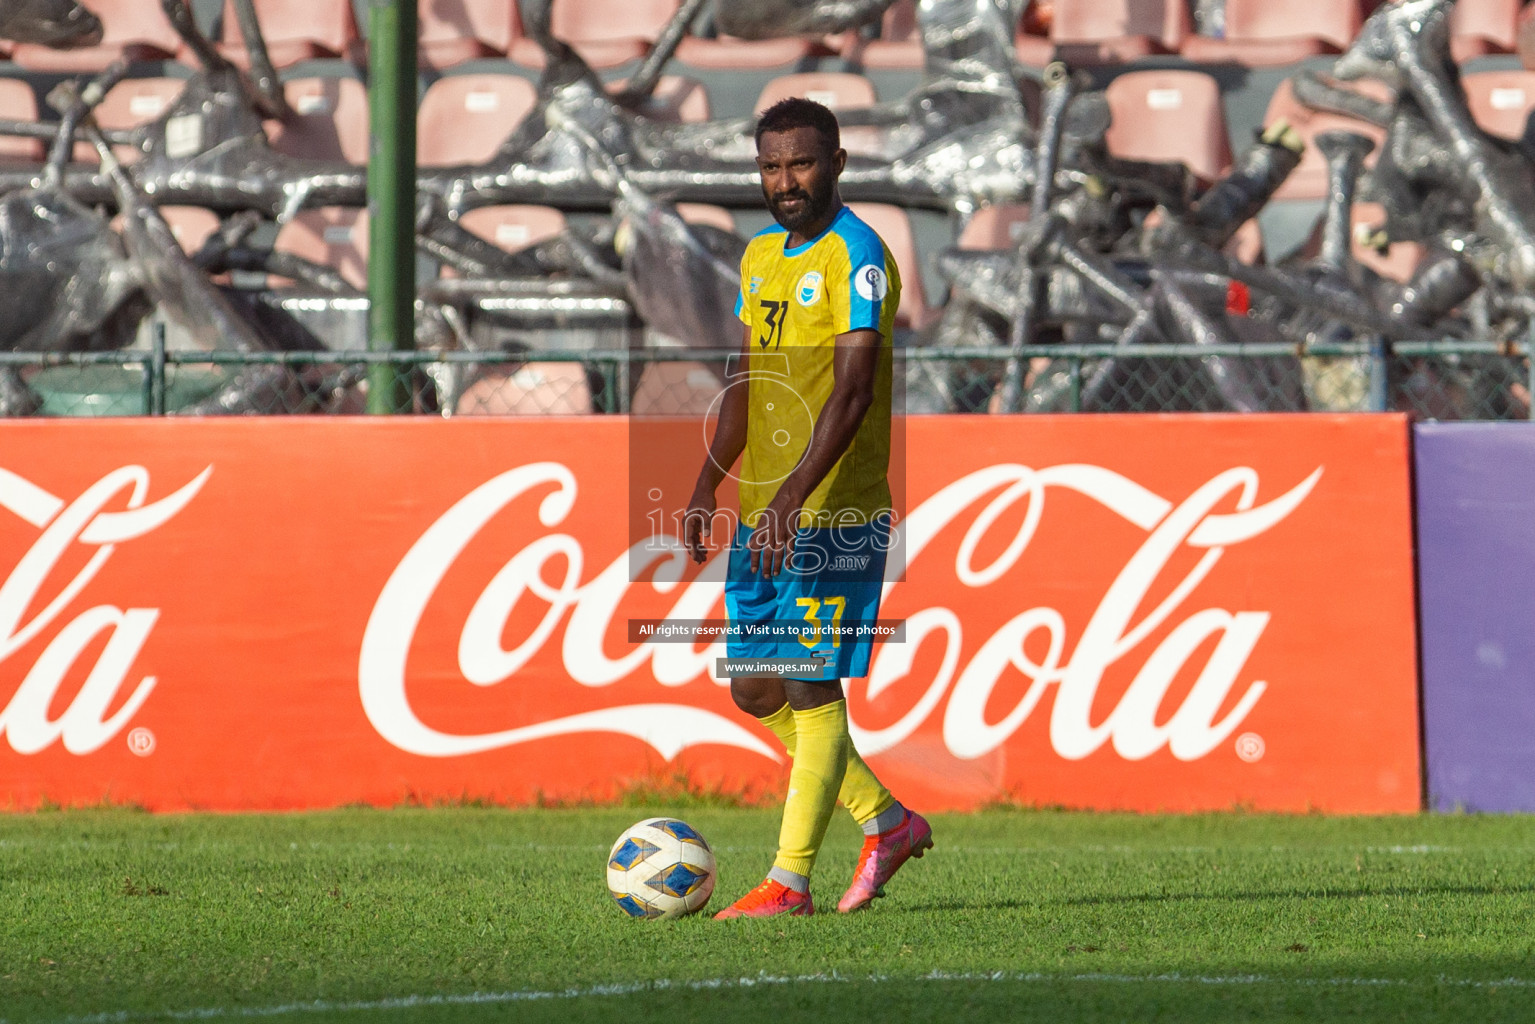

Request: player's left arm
left=751, top=328, right=880, bottom=578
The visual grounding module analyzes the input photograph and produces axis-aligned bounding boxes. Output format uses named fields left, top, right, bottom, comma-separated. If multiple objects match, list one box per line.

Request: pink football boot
left=837, top=809, right=933, bottom=913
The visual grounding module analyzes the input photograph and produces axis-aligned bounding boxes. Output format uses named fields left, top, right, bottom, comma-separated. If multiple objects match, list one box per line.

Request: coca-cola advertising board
left=0, top=415, right=1419, bottom=813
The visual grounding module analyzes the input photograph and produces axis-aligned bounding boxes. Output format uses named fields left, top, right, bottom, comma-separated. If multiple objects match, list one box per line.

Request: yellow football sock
left=772, top=701, right=850, bottom=877
left=759, top=703, right=896, bottom=828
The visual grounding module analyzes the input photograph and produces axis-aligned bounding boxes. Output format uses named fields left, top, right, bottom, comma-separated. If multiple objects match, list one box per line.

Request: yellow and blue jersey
left=732, top=205, right=900, bottom=527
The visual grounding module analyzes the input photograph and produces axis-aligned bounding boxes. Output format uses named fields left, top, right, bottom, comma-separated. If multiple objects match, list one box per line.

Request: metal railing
left=3, top=334, right=1531, bottom=420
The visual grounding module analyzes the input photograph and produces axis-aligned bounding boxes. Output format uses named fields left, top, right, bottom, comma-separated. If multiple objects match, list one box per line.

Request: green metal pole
left=366, top=0, right=417, bottom=414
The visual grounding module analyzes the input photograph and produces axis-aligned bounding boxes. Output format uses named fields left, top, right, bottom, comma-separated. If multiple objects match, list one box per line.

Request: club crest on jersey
left=855, top=265, right=888, bottom=301
left=796, top=272, right=824, bottom=306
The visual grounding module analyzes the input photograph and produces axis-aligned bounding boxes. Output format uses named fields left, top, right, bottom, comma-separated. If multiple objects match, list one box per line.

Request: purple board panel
left=1417, top=423, right=1535, bottom=812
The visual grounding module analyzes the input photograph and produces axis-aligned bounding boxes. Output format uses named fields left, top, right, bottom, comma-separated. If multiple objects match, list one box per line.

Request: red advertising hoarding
left=0, top=415, right=1419, bottom=812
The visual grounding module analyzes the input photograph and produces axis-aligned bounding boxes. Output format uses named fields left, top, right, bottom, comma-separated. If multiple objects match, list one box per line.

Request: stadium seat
left=1349, top=202, right=1424, bottom=283
left=956, top=203, right=1032, bottom=251
left=847, top=202, right=931, bottom=330
left=1225, top=218, right=1265, bottom=265
left=674, top=203, right=736, bottom=233
left=1292, top=200, right=1423, bottom=282
left=509, top=0, right=681, bottom=69
left=0, top=79, right=44, bottom=163
left=214, top=0, right=363, bottom=69
left=76, top=77, right=186, bottom=163
left=157, top=205, right=223, bottom=255
left=417, top=74, right=538, bottom=166
left=457, top=362, right=595, bottom=415
left=417, top=0, right=522, bottom=69
left=1464, top=69, right=1535, bottom=141
left=1263, top=76, right=1392, bottom=200
left=456, top=204, right=567, bottom=254
left=1450, top=0, right=1520, bottom=62
left=630, top=359, right=721, bottom=415
left=1014, top=0, right=1054, bottom=65
left=613, top=75, right=711, bottom=123
left=12, top=0, right=181, bottom=71
left=1048, top=0, right=1189, bottom=64
left=440, top=205, right=564, bottom=281
left=838, top=0, right=923, bottom=70
left=755, top=72, right=876, bottom=114
left=273, top=207, right=368, bottom=289
left=1181, top=0, right=1363, bottom=66
left=267, top=77, right=368, bottom=164
left=1103, top=70, right=1232, bottom=182
left=755, top=73, right=881, bottom=155
left=674, top=33, right=824, bottom=69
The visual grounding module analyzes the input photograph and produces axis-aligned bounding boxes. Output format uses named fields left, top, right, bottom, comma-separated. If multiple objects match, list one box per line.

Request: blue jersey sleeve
left=831, top=218, right=893, bottom=333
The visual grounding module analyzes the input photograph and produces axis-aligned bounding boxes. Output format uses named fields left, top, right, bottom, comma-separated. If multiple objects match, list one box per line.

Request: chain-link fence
left=3, top=337, right=1531, bottom=419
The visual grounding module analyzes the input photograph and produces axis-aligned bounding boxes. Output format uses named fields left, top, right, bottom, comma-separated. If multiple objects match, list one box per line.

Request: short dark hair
left=754, top=96, right=841, bottom=153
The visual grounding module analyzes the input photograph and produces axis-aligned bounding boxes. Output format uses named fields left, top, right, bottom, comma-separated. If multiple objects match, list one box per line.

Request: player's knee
left=730, top=676, right=787, bottom=718
left=783, top=678, right=845, bottom=711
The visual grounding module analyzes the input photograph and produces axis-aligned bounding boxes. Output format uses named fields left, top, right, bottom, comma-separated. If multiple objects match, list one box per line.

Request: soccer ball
left=606, top=817, right=716, bottom=919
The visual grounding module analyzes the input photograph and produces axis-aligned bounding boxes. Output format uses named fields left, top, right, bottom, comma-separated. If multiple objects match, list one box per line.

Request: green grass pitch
left=2, top=807, right=1535, bottom=1022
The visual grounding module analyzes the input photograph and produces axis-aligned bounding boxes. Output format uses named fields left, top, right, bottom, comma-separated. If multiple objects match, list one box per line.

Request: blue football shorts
left=723, top=521, right=889, bottom=682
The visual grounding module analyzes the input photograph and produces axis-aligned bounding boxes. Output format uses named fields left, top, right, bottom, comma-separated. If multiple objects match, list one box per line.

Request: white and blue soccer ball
left=606, top=817, right=716, bottom=919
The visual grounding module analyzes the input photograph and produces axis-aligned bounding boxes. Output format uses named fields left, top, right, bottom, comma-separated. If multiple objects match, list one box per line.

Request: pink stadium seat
left=12, top=0, right=181, bottom=71
left=1294, top=201, right=1423, bottom=282
left=756, top=73, right=881, bottom=155
left=1049, top=0, right=1189, bottom=64
left=613, top=75, right=711, bottom=123
left=1181, top=0, right=1363, bottom=66
left=417, top=0, right=522, bottom=69
left=510, top=0, right=681, bottom=69
left=1225, top=218, right=1264, bottom=265
left=1450, top=0, right=1519, bottom=61
left=630, top=358, right=722, bottom=415
left=1263, top=77, right=1392, bottom=200
left=457, top=363, right=595, bottom=415
left=755, top=72, right=877, bottom=114
left=674, top=203, right=736, bottom=233
left=75, top=77, right=185, bottom=163
left=456, top=205, right=567, bottom=253
left=847, top=202, right=931, bottom=330
left=215, top=0, right=363, bottom=68
left=1464, top=69, right=1535, bottom=140
left=157, top=205, right=223, bottom=255
left=274, top=207, right=368, bottom=289
left=674, top=34, right=823, bottom=69
left=267, top=77, right=368, bottom=164
left=957, top=203, right=1032, bottom=251
left=1014, top=0, right=1054, bottom=65
left=839, top=0, right=923, bottom=70
left=1349, top=202, right=1423, bottom=283
left=417, top=74, right=538, bottom=166
left=0, top=80, right=44, bottom=163
left=1104, top=70, right=1232, bottom=182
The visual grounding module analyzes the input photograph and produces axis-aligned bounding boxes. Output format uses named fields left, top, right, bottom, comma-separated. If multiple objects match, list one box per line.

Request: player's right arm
left=686, top=322, right=753, bottom=563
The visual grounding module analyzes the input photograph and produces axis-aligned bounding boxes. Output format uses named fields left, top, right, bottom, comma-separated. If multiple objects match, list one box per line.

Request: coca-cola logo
left=0, top=465, right=211, bottom=755
left=360, top=461, right=1321, bottom=765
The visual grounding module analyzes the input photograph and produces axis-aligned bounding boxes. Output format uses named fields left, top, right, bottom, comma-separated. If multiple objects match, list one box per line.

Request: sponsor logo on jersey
left=795, top=272, right=824, bottom=306
left=748, top=276, right=763, bottom=295
left=854, top=264, right=888, bottom=302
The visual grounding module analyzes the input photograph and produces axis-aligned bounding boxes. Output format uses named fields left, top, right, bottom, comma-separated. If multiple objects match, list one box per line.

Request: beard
left=766, top=181, right=836, bottom=234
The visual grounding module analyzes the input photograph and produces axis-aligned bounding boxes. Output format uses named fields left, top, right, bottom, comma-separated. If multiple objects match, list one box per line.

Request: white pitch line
left=31, top=970, right=1535, bottom=1024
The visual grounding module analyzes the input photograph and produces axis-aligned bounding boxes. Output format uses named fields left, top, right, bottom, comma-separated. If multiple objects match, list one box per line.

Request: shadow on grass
left=1063, top=882, right=1535, bottom=906
left=893, top=882, right=1535, bottom=914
